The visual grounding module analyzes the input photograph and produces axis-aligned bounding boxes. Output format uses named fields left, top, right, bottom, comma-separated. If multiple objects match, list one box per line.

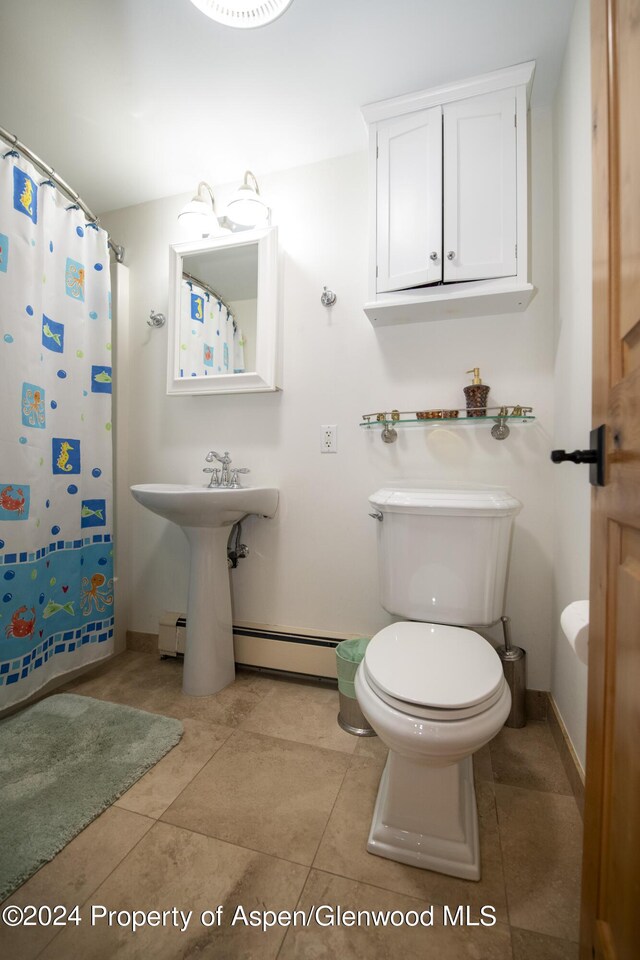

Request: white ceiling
left=0, top=0, right=575, bottom=216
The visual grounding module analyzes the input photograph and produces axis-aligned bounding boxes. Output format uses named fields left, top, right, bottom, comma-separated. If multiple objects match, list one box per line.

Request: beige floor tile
left=21, top=652, right=585, bottom=957
left=161, top=730, right=350, bottom=865
left=126, top=632, right=158, bottom=653
left=313, top=758, right=508, bottom=921
left=473, top=743, right=494, bottom=782
left=144, top=670, right=280, bottom=727
left=240, top=678, right=358, bottom=754
left=115, top=718, right=234, bottom=819
left=490, top=722, right=573, bottom=795
left=353, top=733, right=387, bottom=766
left=63, top=651, right=185, bottom=715
left=511, top=926, right=579, bottom=960
left=0, top=808, right=153, bottom=960
left=279, top=869, right=513, bottom=960
left=68, top=653, right=278, bottom=726
left=39, top=822, right=308, bottom=960
left=61, top=650, right=151, bottom=703
left=476, top=780, right=502, bottom=863
left=495, top=784, right=582, bottom=941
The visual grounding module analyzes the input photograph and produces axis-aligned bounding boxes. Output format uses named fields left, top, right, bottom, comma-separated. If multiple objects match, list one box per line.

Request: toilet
left=355, top=485, right=521, bottom=881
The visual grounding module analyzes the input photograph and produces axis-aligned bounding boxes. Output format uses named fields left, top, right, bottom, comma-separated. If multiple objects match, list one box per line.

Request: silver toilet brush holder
left=497, top=615, right=526, bottom=728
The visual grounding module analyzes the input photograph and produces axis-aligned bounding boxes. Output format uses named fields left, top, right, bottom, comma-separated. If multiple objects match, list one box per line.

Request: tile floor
left=0, top=651, right=583, bottom=959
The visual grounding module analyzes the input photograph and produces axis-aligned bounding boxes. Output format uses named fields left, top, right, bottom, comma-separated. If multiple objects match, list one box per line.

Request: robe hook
left=148, top=310, right=166, bottom=328
left=321, top=286, right=337, bottom=307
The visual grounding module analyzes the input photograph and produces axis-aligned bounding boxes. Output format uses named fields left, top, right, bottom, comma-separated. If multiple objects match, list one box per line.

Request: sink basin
left=130, top=483, right=279, bottom=528
left=130, top=482, right=279, bottom=697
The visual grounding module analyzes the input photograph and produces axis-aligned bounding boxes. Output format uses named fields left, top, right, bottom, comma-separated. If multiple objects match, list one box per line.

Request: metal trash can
left=336, top=638, right=376, bottom=737
left=497, top=616, right=526, bottom=728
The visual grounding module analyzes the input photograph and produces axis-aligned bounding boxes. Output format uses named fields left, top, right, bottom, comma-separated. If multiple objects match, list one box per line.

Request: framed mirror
left=167, top=226, right=279, bottom=395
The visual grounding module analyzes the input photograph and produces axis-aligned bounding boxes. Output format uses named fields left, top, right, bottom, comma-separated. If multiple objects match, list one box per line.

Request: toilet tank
left=369, top=486, right=522, bottom=626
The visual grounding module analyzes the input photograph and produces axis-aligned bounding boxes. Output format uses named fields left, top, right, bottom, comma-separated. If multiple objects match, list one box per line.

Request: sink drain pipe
left=227, top=520, right=249, bottom=569
left=497, top=615, right=526, bottom=728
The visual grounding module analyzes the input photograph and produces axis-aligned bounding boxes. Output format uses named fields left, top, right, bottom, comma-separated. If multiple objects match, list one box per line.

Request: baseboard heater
left=158, top=611, right=366, bottom=680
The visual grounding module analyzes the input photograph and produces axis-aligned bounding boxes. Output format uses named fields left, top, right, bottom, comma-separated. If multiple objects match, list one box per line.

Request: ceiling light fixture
left=177, top=181, right=228, bottom=239
left=224, top=171, right=270, bottom=229
left=188, top=0, right=295, bottom=29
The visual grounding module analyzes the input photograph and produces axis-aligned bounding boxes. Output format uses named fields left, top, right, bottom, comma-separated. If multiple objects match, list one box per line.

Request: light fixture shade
left=178, top=183, right=227, bottom=239
left=189, top=0, right=294, bottom=28
left=225, top=171, right=270, bottom=228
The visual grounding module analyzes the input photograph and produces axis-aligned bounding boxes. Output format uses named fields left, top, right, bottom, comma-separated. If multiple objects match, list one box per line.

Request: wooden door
left=376, top=107, right=442, bottom=292
left=581, top=2, right=640, bottom=958
left=442, top=89, right=517, bottom=283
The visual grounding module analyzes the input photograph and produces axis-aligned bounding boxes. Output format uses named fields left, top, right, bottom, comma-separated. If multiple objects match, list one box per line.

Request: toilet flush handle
left=369, top=511, right=383, bottom=521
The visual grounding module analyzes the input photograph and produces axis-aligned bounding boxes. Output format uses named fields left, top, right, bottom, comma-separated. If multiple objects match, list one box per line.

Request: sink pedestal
left=182, top=526, right=235, bottom=696
left=129, top=483, right=278, bottom=698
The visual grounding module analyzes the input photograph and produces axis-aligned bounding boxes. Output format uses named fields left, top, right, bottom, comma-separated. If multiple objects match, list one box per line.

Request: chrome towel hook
left=321, top=286, right=337, bottom=307
left=148, top=310, right=166, bottom=328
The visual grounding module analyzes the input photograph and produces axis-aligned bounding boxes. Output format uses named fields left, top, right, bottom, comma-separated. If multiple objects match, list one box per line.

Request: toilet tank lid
left=369, top=486, right=522, bottom=517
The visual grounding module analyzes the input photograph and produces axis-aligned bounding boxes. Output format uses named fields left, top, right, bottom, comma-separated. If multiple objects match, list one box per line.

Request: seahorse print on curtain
left=179, top=277, right=244, bottom=377
left=0, top=152, right=114, bottom=707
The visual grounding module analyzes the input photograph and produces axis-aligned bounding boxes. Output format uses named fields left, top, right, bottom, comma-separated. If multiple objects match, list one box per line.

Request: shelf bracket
left=491, top=417, right=510, bottom=440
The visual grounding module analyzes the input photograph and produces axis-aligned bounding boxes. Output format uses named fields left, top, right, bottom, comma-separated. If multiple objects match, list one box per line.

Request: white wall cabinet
left=442, top=89, right=517, bottom=283
left=376, top=107, right=442, bottom=292
left=363, top=62, right=535, bottom=325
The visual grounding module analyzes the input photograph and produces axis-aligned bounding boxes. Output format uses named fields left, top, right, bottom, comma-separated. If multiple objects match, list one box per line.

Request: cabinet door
left=443, top=89, right=517, bottom=282
left=376, top=107, right=442, bottom=292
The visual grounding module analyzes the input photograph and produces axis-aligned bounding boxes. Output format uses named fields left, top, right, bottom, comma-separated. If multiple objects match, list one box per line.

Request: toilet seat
left=363, top=621, right=506, bottom=721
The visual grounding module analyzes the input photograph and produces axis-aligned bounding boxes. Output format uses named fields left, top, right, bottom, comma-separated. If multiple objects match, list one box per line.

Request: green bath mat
left=0, top=693, right=183, bottom=900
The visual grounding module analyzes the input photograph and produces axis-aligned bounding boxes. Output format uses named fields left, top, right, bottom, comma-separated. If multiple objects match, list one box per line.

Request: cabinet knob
left=447, top=251, right=456, bottom=260
left=429, top=251, right=439, bottom=261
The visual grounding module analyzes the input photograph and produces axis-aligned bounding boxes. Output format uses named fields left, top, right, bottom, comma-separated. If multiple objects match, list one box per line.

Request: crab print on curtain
left=0, top=152, right=114, bottom=707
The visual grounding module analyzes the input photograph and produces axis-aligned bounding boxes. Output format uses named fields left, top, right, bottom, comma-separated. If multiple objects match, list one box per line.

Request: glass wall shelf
left=359, top=406, right=534, bottom=442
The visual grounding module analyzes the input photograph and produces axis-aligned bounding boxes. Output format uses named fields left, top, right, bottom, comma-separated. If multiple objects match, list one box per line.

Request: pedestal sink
left=130, top=483, right=278, bottom=696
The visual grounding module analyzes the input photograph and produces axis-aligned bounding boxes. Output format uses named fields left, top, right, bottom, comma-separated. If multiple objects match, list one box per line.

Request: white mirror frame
left=167, top=226, right=279, bottom=395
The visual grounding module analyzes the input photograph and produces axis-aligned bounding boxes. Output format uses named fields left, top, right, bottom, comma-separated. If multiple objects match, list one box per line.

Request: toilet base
left=367, top=752, right=480, bottom=881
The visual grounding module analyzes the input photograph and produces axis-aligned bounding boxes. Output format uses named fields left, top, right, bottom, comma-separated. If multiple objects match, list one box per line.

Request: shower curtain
left=179, top=278, right=245, bottom=377
left=0, top=152, right=114, bottom=708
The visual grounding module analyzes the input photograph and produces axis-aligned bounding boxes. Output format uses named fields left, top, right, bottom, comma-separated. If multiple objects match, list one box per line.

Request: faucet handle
left=229, top=468, right=250, bottom=488
left=204, top=467, right=220, bottom=487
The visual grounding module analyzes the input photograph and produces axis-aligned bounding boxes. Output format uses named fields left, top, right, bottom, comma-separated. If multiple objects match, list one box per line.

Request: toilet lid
left=364, top=621, right=505, bottom=712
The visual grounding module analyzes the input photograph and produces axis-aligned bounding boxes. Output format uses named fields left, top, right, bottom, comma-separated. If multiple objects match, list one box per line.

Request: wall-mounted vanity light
left=189, top=0, right=295, bottom=29
left=224, top=171, right=270, bottom=230
left=178, top=181, right=229, bottom=240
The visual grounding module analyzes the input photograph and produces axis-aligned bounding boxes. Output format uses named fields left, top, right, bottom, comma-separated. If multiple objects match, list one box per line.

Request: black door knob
left=550, top=449, right=598, bottom=464
left=550, top=425, right=605, bottom=486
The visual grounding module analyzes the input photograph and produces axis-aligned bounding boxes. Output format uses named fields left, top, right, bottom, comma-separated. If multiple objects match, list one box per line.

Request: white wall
left=551, top=0, right=592, bottom=771
left=111, top=262, right=131, bottom=654
left=102, top=109, right=556, bottom=691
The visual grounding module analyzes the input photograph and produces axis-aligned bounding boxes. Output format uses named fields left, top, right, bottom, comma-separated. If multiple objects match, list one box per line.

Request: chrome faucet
left=205, top=450, right=232, bottom=486
left=204, top=451, right=250, bottom=488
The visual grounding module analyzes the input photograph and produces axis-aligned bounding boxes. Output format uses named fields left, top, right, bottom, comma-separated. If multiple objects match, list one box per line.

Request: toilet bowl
left=355, top=621, right=511, bottom=880
left=356, top=486, right=521, bottom=881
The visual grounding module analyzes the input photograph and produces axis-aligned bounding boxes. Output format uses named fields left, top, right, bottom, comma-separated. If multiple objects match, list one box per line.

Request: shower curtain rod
left=182, top=269, right=235, bottom=320
left=0, top=125, right=125, bottom=263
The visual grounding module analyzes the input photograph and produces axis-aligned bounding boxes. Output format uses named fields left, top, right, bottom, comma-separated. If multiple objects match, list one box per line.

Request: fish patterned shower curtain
left=179, top=278, right=245, bottom=377
left=0, top=152, right=114, bottom=708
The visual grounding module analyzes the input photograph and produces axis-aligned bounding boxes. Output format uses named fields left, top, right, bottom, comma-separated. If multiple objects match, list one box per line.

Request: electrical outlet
left=321, top=424, right=337, bottom=453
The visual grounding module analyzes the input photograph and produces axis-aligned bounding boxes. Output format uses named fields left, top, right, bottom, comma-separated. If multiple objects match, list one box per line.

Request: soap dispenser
left=464, top=368, right=490, bottom=417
